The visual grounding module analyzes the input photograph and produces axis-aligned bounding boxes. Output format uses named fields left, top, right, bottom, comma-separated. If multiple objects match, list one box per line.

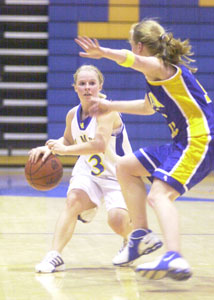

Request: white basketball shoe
left=136, top=251, right=192, bottom=281
left=112, top=229, right=163, bottom=266
left=35, top=250, right=65, bottom=273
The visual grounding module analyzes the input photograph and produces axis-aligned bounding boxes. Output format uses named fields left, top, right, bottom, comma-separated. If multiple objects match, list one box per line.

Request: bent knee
left=147, top=188, right=179, bottom=208
left=66, top=191, right=84, bottom=213
left=66, top=189, right=96, bottom=214
left=147, top=179, right=180, bottom=207
left=147, top=194, right=157, bottom=208
left=108, top=208, right=131, bottom=235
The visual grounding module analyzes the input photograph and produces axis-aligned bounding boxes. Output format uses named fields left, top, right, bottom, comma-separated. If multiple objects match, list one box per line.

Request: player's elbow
left=92, top=136, right=107, bottom=153
left=93, top=140, right=106, bottom=153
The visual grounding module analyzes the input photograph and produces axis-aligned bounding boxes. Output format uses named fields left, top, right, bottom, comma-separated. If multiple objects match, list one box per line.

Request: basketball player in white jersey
left=29, top=65, right=161, bottom=273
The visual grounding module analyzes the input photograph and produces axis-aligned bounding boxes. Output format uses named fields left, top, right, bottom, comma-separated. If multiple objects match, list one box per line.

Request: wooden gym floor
left=0, top=168, right=214, bottom=300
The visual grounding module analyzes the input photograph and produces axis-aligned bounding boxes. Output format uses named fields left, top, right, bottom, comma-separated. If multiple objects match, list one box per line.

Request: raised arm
left=75, top=36, right=129, bottom=64
left=75, top=37, right=164, bottom=80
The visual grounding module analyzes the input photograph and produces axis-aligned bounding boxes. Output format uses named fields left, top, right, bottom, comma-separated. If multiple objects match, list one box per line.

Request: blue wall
left=48, top=0, right=214, bottom=151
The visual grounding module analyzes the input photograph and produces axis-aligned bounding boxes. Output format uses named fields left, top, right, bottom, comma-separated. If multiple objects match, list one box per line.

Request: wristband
left=118, top=50, right=135, bottom=68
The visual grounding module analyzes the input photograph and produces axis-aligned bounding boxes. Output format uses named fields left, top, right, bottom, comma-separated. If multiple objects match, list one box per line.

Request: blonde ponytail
left=131, top=19, right=197, bottom=73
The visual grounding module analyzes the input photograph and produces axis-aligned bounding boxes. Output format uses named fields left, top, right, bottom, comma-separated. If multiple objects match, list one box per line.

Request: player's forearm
left=108, top=99, right=154, bottom=115
left=101, top=47, right=129, bottom=65
left=58, top=136, right=73, bottom=146
left=63, top=138, right=105, bottom=156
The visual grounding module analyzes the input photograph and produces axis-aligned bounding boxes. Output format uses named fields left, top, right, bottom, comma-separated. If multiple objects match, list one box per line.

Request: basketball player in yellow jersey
left=76, top=19, right=214, bottom=281
left=29, top=65, right=162, bottom=273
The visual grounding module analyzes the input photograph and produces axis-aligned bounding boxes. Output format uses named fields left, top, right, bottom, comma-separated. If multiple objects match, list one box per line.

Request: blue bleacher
left=49, top=5, right=108, bottom=22
left=48, top=72, right=145, bottom=89
left=50, top=0, right=108, bottom=6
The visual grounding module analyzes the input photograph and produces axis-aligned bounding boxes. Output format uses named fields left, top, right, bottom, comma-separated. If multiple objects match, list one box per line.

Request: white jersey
left=71, top=104, right=132, bottom=179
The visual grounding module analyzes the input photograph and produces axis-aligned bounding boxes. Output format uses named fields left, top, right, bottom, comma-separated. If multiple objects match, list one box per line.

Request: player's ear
left=137, top=42, right=143, bottom=53
left=73, top=83, right=78, bottom=93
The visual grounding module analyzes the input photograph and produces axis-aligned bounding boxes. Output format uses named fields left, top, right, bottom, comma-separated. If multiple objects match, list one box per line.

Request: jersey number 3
left=89, top=154, right=105, bottom=176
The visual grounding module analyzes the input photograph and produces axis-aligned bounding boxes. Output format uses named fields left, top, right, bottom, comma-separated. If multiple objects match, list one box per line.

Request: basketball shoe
left=136, top=251, right=192, bottom=281
left=35, top=250, right=65, bottom=273
left=112, top=229, right=163, bottom=266
left=113, top=238, right=134, bottom=267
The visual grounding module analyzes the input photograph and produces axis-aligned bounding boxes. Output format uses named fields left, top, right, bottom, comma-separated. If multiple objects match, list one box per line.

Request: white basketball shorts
left=67, top=174, right=127, bottom=212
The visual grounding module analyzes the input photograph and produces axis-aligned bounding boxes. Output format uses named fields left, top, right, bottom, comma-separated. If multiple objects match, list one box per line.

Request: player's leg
left=35, top=174, right=103, bottom=273
left=35, top=189, right=96, bottom=273
left=107, top=207, right=131, bottom=262
left=147, top=179, right=180, bottom=251
left=116, top=153, right=149, bottom=230
left=52, top=189, right=96, bottom=253
left=107, top=207, right=131, bottom=239
left=113, top=153, right=162, bottom=266
left=136, top=178, right=192, bottom=280
left=136, top=139, right=214, bottom=280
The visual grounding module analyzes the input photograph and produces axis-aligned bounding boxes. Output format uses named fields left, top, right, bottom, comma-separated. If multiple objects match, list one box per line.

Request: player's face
left=74, top=70, right=102, bottom=102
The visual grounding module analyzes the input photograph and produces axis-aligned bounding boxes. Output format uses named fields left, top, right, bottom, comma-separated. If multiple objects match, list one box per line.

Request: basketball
left=25, top=154, right=63, bottom=191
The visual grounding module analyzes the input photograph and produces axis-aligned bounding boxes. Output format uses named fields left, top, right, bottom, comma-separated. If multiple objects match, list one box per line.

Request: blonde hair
left=73, top=65, right=106, bottom=98
left=131, top=18, right=197, bottom=73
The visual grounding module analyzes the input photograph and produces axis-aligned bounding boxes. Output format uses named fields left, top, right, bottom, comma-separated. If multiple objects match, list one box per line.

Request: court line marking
left=0, top=194, right=214, bottom=201
left=1, top=232, right=214, bottom=236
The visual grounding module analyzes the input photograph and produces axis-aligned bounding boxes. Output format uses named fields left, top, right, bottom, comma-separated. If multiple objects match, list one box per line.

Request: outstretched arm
left=75, top=37, right=164, bottom=79
left=75, top=36, right=128, bottom=64
left=89, top=95, right=155, bottom=117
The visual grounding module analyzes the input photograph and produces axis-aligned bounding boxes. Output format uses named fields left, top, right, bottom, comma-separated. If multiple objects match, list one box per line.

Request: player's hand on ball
left=25, top=153, right=63, bottom=191
left=46, top=140, right=67, bottom=156
left=28, top=146, right=51, bottom=163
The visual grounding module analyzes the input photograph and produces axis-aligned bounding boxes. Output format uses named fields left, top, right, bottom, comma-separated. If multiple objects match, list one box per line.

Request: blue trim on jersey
left=77, top=104, right=92, bottom=130
left=115, top=125, right=125, bottom=157
left=113, top=124, right=125, bottom=156
left=111, top=123, right=127, bottom=157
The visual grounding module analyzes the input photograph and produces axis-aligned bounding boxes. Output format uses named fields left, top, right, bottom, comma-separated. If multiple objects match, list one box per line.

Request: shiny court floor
left=0, top=168, right=214, bottom=300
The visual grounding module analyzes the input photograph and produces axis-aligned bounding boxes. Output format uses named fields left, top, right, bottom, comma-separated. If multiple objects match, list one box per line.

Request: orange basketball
left=25, top=154, right=63, bottom=191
